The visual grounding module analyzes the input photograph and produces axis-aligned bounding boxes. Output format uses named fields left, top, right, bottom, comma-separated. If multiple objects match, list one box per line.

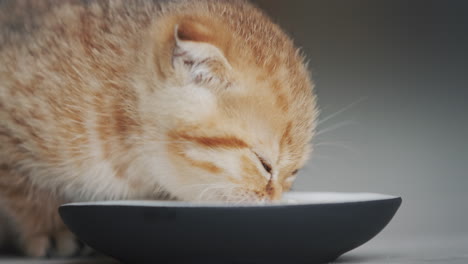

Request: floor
left=0, top=235, right=466, bottom=264
left=332, top=235, right=468, bottom=264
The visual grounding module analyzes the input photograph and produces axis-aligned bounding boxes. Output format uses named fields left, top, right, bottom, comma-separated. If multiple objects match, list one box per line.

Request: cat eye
left=292, top=169, right=299, bottom=175
left=255, top=153, right=272, bottom=174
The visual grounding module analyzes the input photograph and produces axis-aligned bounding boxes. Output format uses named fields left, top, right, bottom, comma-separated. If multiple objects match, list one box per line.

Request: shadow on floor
left=331, top=253, right=391, bottom=264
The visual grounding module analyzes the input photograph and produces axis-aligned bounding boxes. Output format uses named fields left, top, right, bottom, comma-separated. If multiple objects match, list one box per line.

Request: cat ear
left=172, top=21, right=232, bottom=87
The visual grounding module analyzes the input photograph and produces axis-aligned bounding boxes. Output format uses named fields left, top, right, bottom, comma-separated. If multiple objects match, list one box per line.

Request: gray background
left=253, top=0, right=468, bottom=239
left=1, top=0, right=467, bottom=263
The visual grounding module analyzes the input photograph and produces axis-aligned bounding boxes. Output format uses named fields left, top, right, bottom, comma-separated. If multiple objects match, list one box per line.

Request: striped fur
left=0, top=0, right=317, bottom=256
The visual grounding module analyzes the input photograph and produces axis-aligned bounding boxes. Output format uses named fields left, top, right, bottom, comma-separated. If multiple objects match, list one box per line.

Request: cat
left=0, top=0, right=317, bottom=257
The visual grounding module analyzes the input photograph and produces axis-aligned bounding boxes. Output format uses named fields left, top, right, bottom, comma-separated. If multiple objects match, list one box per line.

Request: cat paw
left=22, top=236, right=50, bottom=258
left=21, top=230, right=90, bottom=258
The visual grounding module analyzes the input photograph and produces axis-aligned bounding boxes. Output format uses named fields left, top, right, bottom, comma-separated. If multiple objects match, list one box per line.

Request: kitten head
left=145, top=7, right=317, bottom=202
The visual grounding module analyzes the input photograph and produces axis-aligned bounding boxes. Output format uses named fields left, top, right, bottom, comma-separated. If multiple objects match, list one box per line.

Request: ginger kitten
left=0, top=0, right=317, bottom=257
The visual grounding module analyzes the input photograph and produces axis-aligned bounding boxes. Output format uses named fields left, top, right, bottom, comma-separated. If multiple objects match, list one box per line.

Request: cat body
left=0, top=0, right=316, bottom=257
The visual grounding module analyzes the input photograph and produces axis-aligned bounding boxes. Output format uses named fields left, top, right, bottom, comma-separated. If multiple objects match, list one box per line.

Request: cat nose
left=265, top=180, right=283, bottom=201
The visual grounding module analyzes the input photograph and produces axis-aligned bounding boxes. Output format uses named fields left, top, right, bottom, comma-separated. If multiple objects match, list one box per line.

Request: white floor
left=1, top=235, right=467, bottom=264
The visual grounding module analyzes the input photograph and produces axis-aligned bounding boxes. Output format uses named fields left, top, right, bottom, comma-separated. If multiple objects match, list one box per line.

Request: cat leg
left=0, top=168, right=82, bottom=257
left=18, top=226, right=83, bottom=258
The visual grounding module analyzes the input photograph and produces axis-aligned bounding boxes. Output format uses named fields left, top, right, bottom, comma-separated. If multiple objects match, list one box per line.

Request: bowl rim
left=60, top=192, right=401, bottom=208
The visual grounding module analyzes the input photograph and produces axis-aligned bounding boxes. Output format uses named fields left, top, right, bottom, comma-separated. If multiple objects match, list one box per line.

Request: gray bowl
left=59, top=192, right=402, bottom=264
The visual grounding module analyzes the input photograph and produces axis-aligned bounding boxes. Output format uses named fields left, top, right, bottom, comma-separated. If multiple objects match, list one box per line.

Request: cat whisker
left=313, top=141, right=358, bottom=154
left=309, top=153, right=336, bottom=161
left=197, top=183, right=238, bottom=202
left=172, top=183, right=223, bottom=195
left=316, top=96, right=368, bottom=126
left=314, top=120, right=357, bottom=137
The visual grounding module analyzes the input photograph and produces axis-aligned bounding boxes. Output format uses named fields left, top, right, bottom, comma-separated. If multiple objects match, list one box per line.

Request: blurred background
left=0, top=1, right=467, bottom=263
left=254, top=0, right=468, bottom=240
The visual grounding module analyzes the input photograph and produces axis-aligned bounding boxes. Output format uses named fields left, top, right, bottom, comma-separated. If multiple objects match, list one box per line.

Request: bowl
left=59, top=192, right=402, bottom=264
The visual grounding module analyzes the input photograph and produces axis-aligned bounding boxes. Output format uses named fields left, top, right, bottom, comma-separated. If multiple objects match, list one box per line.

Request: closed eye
left=255, top=153, right=272, bottom=174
